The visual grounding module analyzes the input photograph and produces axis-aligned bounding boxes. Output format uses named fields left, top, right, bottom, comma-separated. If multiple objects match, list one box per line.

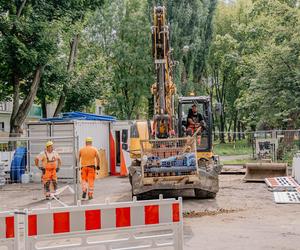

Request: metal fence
left=212, top=130, right=300, bottom=166
left=0, top=135, right=79, bottom=209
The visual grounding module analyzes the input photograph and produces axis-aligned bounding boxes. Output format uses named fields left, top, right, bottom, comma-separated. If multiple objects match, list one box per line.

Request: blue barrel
left=10, top=147, right=27, bottom=183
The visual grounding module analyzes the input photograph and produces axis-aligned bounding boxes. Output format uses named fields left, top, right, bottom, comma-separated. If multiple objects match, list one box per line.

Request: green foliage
left=208, top=0, right=300, bottom=139
left=0, top=1, right=61, bottom=88
left=88, top=0, right=154, bottom=119
left=0, top=0, right=104, bottom=132
left=63, top=42, right=110, bottom=112
left=163, top=0, right=217, bottom=96
left=238, top=0, right=300, bottom=129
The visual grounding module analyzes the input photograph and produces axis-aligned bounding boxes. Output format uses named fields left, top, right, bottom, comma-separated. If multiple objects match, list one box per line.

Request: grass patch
left=222, top=158, right=256, bottom=165
left=214, top=139, right=253, bottom=156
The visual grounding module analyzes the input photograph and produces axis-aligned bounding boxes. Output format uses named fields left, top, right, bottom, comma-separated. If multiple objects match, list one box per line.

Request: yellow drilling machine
left=129, top=6, right=222, bottom=199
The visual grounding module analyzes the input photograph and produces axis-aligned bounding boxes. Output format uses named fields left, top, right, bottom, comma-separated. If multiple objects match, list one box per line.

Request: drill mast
left=151, top=6, right=176, bottom=138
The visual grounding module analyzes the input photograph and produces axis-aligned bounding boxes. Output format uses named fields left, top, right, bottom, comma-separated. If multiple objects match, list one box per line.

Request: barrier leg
left=177, top=197, right=184, bottom=250
left=14, top=210, right=19, bottom=250
left=24, top=209, right=29, bottom=250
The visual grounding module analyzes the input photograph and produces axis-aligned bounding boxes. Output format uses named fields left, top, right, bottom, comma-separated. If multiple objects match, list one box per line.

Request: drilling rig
left=129, top=6, right=222, bottom=199
left=151, top=6, right=176, bottom=139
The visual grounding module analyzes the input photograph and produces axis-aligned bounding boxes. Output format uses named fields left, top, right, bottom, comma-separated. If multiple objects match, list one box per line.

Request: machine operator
left=186, top=104, right=205, bottom=136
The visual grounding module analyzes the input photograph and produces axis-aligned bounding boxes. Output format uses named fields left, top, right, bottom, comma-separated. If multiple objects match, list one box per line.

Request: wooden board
left=143, top=174, right=199, bottom=185
left=96, top=149, right=109, bottom=179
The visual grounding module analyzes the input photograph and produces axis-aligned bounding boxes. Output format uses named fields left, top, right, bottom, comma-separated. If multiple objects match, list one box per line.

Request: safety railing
left=0, top=196, right=183, bottom=250
left=0, top=211, right=19, bottom=250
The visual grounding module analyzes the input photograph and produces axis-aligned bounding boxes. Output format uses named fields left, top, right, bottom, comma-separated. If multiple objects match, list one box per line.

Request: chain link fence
left=213, top=130, right=300, bottom=166
left=0, top=135, right=79, bottom=210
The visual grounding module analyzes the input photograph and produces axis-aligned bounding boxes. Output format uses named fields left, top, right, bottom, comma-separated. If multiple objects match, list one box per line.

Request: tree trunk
left=10, top=66, right=43, bottom=137
left=41, top=97, right=47, bottom=118
left=10, top=74, right=21, bottom=136
left=238, top=121, right=241, bottom=140
left=242, top=123, right=246, bottom=139
left=233, top=112, right=238, bottom=141
left=220, top=113, right=225, bottom=143
left=17, top=0, right=27, bottom=18
left=54, top=34, right=80, bottom=117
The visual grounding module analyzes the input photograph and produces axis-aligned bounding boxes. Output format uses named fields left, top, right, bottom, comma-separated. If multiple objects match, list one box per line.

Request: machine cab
left=178, top=96, right=212, bottom=152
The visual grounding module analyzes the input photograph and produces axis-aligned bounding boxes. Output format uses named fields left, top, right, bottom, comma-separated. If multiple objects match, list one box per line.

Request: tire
left=194, top=189, right=216, bottom=199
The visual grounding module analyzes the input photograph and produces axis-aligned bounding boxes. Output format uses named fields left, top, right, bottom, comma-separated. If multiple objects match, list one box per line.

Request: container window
left=130, top=122, right=139, bottom=138
left=122, top=129, right=128, bottom=143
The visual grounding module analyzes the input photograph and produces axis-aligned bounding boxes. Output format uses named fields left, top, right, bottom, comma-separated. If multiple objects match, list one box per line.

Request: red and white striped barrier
left=25, top=197, right=183, bottom=250
left=0, top=211, right=18, bottom=250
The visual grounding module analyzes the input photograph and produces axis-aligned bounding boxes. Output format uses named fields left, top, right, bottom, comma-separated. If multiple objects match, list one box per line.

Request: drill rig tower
left=151, top=6, right=176, bottom=138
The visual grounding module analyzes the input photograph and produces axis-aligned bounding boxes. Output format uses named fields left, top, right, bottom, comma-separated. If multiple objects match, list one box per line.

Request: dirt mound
left=183, top=208, right=242, bottom=218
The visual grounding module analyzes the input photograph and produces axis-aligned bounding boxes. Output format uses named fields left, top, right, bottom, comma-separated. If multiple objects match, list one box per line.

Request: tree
left=207, top=0, right=300, bottom=140
left=236, top=0, right=300, bottom=129
left=0, top=1, right=60, bottom=135
left=36, top=60, right=68, bottom=118
left=166, top=0, right=217, bottom=96
left=89, top=0, right=154, bottom=119
left=208, top=33, right=240, bottom=142
left=0, top=0, right=104, bottom=135
left=63, top=37, right=110, bottom=112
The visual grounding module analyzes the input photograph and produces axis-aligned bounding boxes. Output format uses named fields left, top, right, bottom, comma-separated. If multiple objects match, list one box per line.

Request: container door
left=51, top=123, right=74, bottom=179
left=75, top=121, right=110, bottom=175
left=115, top=131, right=121, bottom=173
left=28, top=123, right=50, bottom=179
left=114, top=128, right=131, bottom=174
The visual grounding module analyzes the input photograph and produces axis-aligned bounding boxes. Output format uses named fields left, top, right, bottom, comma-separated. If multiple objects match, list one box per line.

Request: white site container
left=292, top=153, right=300, bottom=184
left=27, top=120, right=111, bottom=180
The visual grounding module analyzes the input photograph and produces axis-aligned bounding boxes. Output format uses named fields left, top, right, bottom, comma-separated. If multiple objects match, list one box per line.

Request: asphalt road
left=0, top=175, right=299, bottom=250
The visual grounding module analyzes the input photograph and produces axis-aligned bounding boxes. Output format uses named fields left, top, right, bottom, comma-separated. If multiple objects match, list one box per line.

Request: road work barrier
left=22, top=196, right=183, bottom=250
left=0, top=211, right=18, bottom=250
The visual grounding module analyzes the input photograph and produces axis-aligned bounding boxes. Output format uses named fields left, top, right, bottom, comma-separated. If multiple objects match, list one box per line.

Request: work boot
left=82, top=192, right=87, bottom=199
left=88, top=194, right=93, bottom=200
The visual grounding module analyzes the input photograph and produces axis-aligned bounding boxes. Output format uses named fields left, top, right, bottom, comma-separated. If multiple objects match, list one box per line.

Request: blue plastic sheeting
left=40, top=112, right=116, bottom=122
left=10, top=147, right=27, bottom=183
left=144, top=166, right=197, bottom=174
left=147, top=153, right=197, bottom=168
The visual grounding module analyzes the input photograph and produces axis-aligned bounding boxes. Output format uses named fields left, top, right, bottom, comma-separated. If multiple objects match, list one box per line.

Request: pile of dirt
left=183, top=208, right=243, bottom=218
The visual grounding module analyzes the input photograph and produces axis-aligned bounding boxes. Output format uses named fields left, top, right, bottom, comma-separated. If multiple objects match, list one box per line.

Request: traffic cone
left=119, top=145, right=128, bottom=177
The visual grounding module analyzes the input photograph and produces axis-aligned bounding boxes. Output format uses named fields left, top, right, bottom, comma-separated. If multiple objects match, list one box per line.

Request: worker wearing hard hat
left=35, top=141, right=62, bottom=200
left=79, top=137, right=100, bottom=200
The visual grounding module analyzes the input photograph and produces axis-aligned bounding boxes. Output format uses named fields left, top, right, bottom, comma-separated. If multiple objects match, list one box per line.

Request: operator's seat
left=181, top=109, right=192, bottom=135
left=186, top=108, right=193, bottom=127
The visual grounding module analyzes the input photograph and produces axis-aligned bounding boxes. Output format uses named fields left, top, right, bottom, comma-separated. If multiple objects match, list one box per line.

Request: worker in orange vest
left=79, top=137, right=100, bottom=200
left=35, top=141, right=62, bottom=200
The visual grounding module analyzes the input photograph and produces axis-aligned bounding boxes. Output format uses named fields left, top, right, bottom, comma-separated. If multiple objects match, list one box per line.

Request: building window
left=0, top=102, right=7, bottom=111
left=0, top=122, right=4, bottom=131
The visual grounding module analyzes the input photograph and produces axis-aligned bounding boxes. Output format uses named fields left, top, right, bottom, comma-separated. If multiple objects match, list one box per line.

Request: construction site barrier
left=23, top=196, right=183, bottom=250
left=0, top=211, right=18, bottom=250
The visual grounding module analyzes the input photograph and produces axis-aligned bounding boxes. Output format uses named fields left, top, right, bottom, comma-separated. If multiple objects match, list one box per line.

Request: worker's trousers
left=81, top=166, right=95, bottom=195
left=42, top=167, right=57, bottom=196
